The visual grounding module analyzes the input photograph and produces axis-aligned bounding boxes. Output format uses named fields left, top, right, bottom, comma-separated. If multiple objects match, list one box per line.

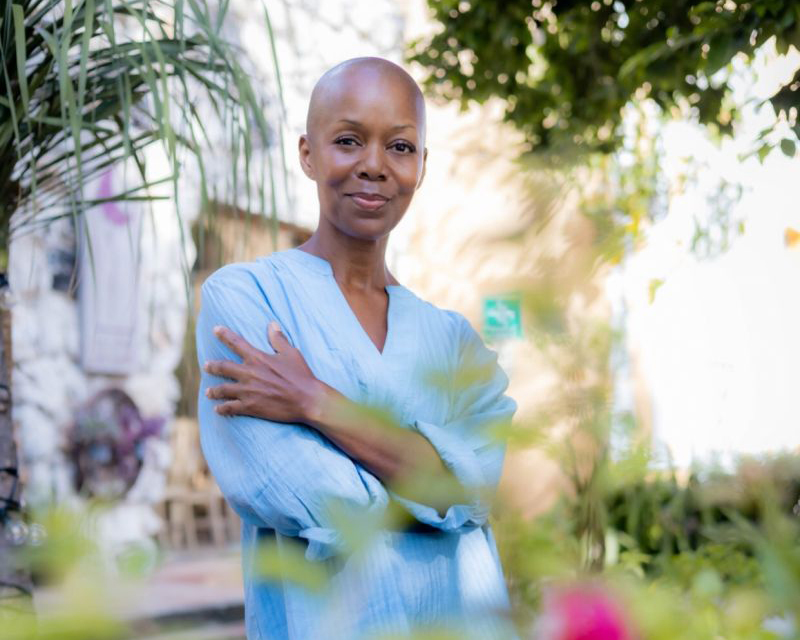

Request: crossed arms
left=196, top=268, right=516, bottom=560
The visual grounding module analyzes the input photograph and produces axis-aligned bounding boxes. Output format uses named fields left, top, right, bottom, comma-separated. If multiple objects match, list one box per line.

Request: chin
left=339, top=220, right=396, bottom=242
left=332, top=209, right=403, bottom=241
left=319, top=198, right=409, bottom=241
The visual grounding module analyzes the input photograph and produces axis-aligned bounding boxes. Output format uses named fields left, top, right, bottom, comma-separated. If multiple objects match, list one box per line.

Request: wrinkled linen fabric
left=196, top=248, right=518, bottom=639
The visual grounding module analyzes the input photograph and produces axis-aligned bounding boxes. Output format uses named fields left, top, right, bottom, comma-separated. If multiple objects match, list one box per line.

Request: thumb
left=267, top=321, right=291, bottom=353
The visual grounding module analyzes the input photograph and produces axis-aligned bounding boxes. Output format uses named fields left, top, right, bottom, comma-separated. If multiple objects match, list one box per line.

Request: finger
left=214, top=325, right=259, bottom=361
left=204, top=359, right=249, bottom=380
left=214, top=400, right=246, bottom=416
left=206, top=383, right=243, bottom=400
left=267, top=321, right=292, bottom=354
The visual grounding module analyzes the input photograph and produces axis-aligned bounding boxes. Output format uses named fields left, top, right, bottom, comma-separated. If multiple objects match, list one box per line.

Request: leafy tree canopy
left=409, top=0, right=800, bottom=154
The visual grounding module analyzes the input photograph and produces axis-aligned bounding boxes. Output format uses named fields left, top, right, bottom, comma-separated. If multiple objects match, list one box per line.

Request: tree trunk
left=0, top=225, right=34, bottom=619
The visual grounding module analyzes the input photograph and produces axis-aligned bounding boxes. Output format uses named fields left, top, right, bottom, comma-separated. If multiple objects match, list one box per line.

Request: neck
left=299, top=220, right=394, bottom=291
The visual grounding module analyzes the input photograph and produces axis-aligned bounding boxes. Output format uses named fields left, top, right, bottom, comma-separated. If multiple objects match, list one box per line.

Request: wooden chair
left=157, top=417, right=240, bottom=549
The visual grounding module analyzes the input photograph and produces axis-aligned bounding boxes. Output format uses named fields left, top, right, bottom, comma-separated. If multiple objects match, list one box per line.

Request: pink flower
left=533, top=583, right=635, bottom=640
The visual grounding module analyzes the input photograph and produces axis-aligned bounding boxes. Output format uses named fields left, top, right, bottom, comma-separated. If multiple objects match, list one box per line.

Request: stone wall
left=10, top=171, right=196, bottom=560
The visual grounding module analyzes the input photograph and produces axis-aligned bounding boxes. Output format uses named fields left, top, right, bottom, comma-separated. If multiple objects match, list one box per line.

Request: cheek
left=394, top=159, right=424, bottom=194
left=319, top=150, right=353, bottom=187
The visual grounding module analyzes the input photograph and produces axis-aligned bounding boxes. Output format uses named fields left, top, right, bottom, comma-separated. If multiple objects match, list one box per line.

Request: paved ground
left=130, top=548, right=244, bottom=622
left=35, top=547, right=246, bottom=639
left=135, top=620, right=246, bottom=640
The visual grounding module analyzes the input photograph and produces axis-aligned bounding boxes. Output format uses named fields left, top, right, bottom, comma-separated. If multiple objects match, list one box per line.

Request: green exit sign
left=482, top=295, right=522, bottom=342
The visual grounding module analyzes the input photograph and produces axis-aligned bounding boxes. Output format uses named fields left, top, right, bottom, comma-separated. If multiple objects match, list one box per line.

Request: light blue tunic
left=196, top=248, right=518, bottom=639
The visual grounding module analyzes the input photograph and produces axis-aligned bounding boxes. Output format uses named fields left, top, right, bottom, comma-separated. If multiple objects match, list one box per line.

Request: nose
left=356, top=142, right=386, bottom=181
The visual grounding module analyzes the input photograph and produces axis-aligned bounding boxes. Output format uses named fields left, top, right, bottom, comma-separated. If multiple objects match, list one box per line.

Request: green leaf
left=648, top=279, right=664, bottom=304
left=618, top=41, right=669, bottom=80
left=780, top=138, right=796, bottom=157
left=11, top=4, right=29, bottom=114
left=1, top=0, right=276, bottom=269
left=705, top=34, right=733, bottom=75
left=254, top=540, right=328, bottom=592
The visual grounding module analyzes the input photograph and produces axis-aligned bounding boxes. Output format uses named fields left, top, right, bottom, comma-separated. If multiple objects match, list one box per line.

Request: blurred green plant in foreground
left=5, top=422, right=799, bottom=639
left=492, top=269, right=800, bottom=639
left=6, top=258, right=800, bottom=639
left=496, top=449, right=800, bottom=640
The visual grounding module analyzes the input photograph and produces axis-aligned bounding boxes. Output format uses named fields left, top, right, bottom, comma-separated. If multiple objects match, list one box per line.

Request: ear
left=298, top=134, right=315, bottom=180
left=417, top=147, right=428, bottom=189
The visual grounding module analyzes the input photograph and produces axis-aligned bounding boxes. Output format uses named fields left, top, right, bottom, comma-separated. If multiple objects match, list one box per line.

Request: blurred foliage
left=5, top=508, right=129, bottom=639
left=7, top=326, right=800, bottom=640
left=410, top=0, right=796, bottom=266
left=410, top=0, right=800, bottom=155
left=9, top=454, right=798, bottom=639
left=489, top=215, right=800, bottom=639
left=495, top=447, right=800, bottom=639
left=603, top=454, right=800, bottom=576
left=578, top=104, right=667, bottom=260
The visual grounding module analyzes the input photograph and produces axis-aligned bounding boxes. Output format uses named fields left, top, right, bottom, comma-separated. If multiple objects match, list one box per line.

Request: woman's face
left=299, top=66, right=427, bottom=242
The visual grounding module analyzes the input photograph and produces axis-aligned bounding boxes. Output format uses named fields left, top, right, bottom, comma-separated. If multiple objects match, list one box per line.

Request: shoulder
left=198, top=261, right=260, bottom=322
left=198, top=251, right=321, bottom=336
left=196, top=258, right=289, bottom=350
left=201, top=251, right=289, bottom=290
left=201, top=261, right=255, bottom=291
left=396, top=288, right=463, bottom=331
left=398, top=289, right=483, bottom=354
left=442, top=309, right=478, bottom=340
left=198, top=258, right=277, bottom=322
left=416, top=298, right=495, bottom=365
left=200, top=250, right=300, bottom=301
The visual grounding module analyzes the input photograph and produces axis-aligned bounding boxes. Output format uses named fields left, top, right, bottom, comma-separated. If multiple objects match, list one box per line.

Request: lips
left=348, top=192, right=390, bottom=212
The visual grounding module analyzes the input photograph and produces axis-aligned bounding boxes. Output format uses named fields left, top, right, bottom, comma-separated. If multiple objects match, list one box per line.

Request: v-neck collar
left=282, top=248, right=409, bottom=359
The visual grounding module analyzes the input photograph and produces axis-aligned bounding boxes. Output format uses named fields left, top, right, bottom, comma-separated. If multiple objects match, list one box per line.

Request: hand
left=204, top=322, right=324, bottom=423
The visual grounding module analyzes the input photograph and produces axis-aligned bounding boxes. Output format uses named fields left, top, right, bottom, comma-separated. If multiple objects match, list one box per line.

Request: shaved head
left=298, top=57, right=428, bottom=243
left=305, top=57, right=426, bottom=144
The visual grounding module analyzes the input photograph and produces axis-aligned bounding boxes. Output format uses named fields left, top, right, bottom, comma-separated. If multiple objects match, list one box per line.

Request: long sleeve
left=197, top=252, right=518, bottom=638
left=195, top=265, right=389, bottom=561
left=391, top=314, right=516, bottom=531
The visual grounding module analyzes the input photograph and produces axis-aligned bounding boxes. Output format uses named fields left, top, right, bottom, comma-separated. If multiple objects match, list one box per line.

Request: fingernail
left=269, top=321, right=278, bottom=332
left=213, top=326, right=223, bottom=335
left=205, top=388, right=211, bottom=397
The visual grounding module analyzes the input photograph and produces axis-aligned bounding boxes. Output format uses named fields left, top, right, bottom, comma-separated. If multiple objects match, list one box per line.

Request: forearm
left=202, top=320, right=466, bottom=513
left=304, top=381, right=460, bottom=509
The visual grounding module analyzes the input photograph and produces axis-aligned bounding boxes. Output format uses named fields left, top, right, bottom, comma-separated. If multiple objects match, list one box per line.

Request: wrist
left=302, top=379, right=336, bottom=428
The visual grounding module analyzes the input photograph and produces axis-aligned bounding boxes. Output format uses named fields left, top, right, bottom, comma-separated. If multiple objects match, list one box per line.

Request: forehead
left=311, top=65, right=425, bottom=132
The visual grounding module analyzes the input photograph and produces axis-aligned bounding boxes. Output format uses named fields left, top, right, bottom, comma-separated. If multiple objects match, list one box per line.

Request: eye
left=334, top=136, right=360, bottom=146
left=390, top=141, right=416, bottom=154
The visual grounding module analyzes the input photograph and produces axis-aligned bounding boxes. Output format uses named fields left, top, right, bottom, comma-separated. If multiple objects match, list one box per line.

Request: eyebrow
left=336, top=119, right=416, bottom=132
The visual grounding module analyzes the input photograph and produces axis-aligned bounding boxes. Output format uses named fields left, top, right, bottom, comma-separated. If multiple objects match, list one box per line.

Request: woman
left=197, top=57, right=517, bottom=639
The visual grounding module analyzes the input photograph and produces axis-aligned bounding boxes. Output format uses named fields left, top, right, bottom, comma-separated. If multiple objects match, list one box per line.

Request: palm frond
left=0, top=0, right=278, bottom=258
